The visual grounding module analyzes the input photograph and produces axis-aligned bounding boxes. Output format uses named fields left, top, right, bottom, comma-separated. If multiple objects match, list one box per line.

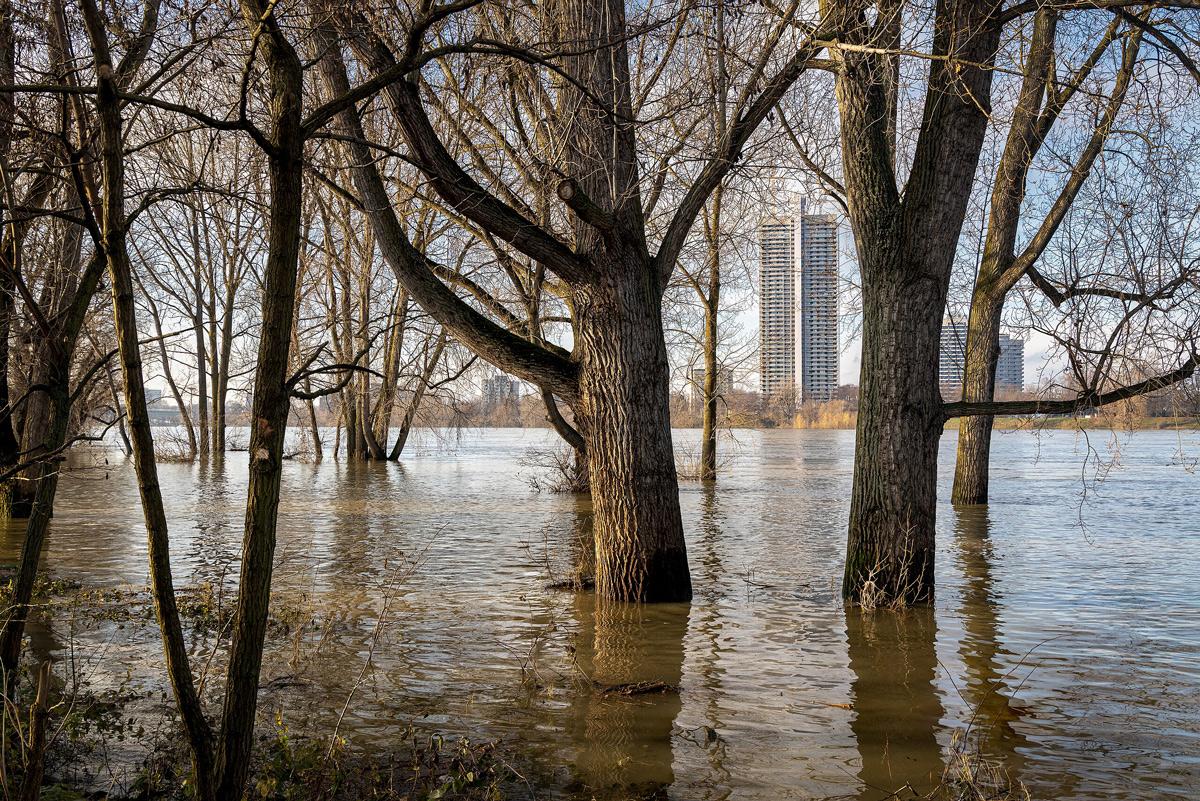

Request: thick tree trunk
left=951, top=293, right=1004, bottom=505
left=832, top=0, right=1002, bottom=606
left=844, top=272, right=944, bottom=605
left=575, top=263, right=691, bottom=603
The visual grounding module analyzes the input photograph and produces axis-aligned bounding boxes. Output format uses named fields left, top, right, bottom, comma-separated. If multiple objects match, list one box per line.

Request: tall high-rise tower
left=758, top=219, right=797, bottom=398
left=798, top=213, right=839, bottom=402
left=758, top=201, right=840, bottom=401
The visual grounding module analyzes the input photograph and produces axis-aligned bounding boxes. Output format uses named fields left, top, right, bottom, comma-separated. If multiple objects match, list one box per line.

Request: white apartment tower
left=940, top=321, right=1025, bottom=392
left=758, top=202, right=840, bottom=402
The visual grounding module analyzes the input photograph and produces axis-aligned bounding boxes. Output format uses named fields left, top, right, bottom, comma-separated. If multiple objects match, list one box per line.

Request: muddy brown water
left=2, top=427, right=1198, bottom=799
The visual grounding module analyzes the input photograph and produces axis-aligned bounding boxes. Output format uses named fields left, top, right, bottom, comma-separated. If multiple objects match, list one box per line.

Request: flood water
left=3, top=427, right=1199, bottom=799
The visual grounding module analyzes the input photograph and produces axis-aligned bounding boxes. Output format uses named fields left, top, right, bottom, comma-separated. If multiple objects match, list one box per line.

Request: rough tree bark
left=212, top=1, right=305, bottom=794
left=833, top=0, right=1003, bottom=605
left=314, top=0, right=834, bottom=601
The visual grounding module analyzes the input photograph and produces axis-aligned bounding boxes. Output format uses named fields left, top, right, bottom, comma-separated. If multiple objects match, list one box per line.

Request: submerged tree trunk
left=574, top=261, right=691, bottom=602
left=832, top=0, right=1002, bottom=606
left=951, top=294, right=1004, bottom=504
left=844, top=267, right=944, bottom=605
left=699, top=298, right=719, bottom=482
left=389, top=332, right=446, bottom=460
left=950, top=13, right=1140, bottom=506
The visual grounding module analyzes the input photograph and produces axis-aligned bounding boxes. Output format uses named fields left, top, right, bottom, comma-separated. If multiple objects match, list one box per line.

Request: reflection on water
left=846, top=607, right=945, bottom=800
left=2, top=427, right=1199, bottom=800
left=951, top=506, right=1030, bottom=784
left=568, top=597, right=686, bottom=798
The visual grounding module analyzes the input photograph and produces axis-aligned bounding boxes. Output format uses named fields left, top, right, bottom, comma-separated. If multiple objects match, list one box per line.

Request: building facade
left=758, top=204, right=839, bottom=402
left=798, top=214, right=839, bottom=402
left=939, top=321, right=1025, bottom=392
left=482, top=373, right=522, bottom=410
left=758, top=219, right=797, bottom=398
left=939, top=319, right=969, bottom=388
left=996, top=334, right=1025, bottom=391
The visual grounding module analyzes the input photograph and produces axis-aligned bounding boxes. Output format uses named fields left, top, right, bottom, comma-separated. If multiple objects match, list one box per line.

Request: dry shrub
left=794, top=400, right=857, bottom=429
left=521, top=446, right=589, bottom=493
left=937, top=730, right=1030, bottom=801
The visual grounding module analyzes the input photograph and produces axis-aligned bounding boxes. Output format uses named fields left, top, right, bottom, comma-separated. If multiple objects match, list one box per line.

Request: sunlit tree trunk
left=574, top=261, right=691, bottom=601
left=79, top=11, right=217, bottom=789
left=951, top=294, right=1004, bottom=504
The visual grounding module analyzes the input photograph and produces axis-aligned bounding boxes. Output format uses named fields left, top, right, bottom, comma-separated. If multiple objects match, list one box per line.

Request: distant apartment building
left=996, top=334, right=1025, bottom=391
left=482, top=373, right=522, bottom=411
left=939, top=319, right=969, bottom=388
left=688, top=366, right=734, bottom=404
left=759, top=219, right=797, bottom=398
left=758, top=203, right=840, bottom=403
left=939, top=320, right=1025, bottom=392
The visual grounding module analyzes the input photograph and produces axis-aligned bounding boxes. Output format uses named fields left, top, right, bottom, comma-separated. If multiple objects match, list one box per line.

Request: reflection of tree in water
left=567, top=593, right=688, bottom=800
left=846, top=606, right=945, bottom=801
left=690, top=482, right=732, bottom=798
left=950, top=506, right=1029, bottom=784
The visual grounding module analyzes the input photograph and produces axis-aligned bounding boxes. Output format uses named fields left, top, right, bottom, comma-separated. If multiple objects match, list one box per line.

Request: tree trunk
left=193, top=310, right=210, bottom=459
left=843, top=270, right=943, bottom=605
left=699, top=187, right=723, bottom=482
left=0, top=0, right=19, bottom=519
left=0, top=373, right=70, bottom=679
left=951, top=293, right=1004, bottom=505
left=83, top=27, right=218, bottom=785
left=574, top=262, right=691, bottom=603
left=699, top=299, right=719, bottom=482
left=388, top=332, right=446, bottom=460
left=8, top=357, right=55, bottom=519
left=832, top=0, right=1002, bottom=606
left=212, top=9, right=303, bottom=793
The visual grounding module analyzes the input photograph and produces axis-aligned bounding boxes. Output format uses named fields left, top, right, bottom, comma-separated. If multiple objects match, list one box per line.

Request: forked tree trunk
left=832, top=0, right=1002, bottom=606
left=951, top=293, right=1004, bottom=505
left=844, top=268, right=944, bottom=605
left=574, top=259, right=691, bottom=603
left=317, top=1, right=692, bottom=602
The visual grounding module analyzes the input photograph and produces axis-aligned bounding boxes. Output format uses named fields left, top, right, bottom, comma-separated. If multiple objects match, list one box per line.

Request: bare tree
left=314, top=0, right=842, bottom=601
left=822, top=0, right=1200, bottom=606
